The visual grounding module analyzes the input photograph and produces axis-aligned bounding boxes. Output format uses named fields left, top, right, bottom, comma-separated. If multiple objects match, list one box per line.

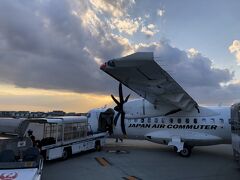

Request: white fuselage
left=88, top=99, right=232, bottom=147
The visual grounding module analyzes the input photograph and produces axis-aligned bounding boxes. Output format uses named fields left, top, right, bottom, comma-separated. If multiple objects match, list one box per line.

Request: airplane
left=87, top=52, right=232, bottom=157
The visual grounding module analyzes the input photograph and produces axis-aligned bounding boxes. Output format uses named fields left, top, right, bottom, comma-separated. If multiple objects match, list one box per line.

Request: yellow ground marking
left=95, top=157, right=109, bottom=167
left=126, top=176, right=137, bottom=180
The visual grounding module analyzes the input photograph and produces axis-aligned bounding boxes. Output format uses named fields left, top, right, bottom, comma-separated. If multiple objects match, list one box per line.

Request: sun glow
left=0, top=84, right=112, bottom=112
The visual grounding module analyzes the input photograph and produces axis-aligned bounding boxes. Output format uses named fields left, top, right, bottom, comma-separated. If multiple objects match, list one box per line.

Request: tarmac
left=42, top=139, right=239, bottom=180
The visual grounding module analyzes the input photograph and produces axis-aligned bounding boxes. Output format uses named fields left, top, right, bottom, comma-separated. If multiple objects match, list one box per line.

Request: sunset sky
left=0, top=0, right=240, bottom=112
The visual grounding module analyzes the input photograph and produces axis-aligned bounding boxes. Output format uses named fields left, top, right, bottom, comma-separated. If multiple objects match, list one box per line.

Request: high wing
left=100, top=52, right=199, bottom=112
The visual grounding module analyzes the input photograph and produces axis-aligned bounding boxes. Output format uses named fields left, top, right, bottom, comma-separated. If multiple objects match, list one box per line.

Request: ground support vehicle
left=0, top=137, right=43, bottom=180
left=18, top=116, right=107, bottom=160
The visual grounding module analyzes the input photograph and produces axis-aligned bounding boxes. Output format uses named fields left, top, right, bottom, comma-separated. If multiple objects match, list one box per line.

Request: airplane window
left=154, top=118, right=158, bottom=123
left=161, top=118, right=165, bottom=123
left=141, top=118, right=144, bottom=123
left=219, top=118, right=224, bottom=124
left=147, top=118, right=151, bottom=123
left=211, top=118, right=215, bottom=123
left=134, top=119, right=138, bottom=123
left=185, top=118, right=189, bottom=124
left=169, top=118, right=173, bottom=123
left=228, top=119, right=231, bottom=124
left=177, top=118, right=181, bottom=124
left=202, top=118, right=206, bottom=122
left=194, top=118, right=197, bottom=124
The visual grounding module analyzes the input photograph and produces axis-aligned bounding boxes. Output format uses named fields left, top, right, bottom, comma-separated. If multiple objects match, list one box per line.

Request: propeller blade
left=111, top=94, right=120, bottom=106
left=114, top=112, right=120, bottom=126
left=119, top=83, right=124, bottom=103
left=111, top=83, right=128, bottom=136
left=124, top=94, right=131, bottom=103
left=121, top=112, right=127, bottom=135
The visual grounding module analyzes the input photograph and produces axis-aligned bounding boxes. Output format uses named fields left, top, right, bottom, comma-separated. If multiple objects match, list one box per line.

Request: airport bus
left=18, top=116, right=107, bottom=160
left=231, top=103, right=240, bottom=165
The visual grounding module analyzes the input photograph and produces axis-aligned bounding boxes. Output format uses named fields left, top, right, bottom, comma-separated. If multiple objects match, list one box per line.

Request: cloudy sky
left=0, top=0, right=239, bottom=112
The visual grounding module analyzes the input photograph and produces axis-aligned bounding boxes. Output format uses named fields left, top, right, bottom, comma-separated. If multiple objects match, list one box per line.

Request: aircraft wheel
left=179, top=145, right=192, bottom=157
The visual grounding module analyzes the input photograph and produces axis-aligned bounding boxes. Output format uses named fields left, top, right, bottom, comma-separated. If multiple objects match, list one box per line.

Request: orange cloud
left=229, top=40, right=240, bottom=65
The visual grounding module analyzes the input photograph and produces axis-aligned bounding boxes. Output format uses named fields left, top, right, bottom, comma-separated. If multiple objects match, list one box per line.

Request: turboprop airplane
left=87, top=52, right=233, bottom=157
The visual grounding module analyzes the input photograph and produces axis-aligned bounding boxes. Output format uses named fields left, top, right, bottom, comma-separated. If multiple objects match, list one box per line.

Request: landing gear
left=178, top=145, right=192, bottom=157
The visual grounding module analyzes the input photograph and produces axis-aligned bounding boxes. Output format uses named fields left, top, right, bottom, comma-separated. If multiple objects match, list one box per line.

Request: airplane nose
left=100, top=63, right=106, bottom=70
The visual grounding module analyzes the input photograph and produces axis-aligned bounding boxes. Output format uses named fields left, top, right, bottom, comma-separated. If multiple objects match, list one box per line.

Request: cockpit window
left=107, top=60, right=115, bottom=67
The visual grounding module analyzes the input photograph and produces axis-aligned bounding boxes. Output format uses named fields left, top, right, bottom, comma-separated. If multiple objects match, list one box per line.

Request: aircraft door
left=98, top=108, right=115, bottom=134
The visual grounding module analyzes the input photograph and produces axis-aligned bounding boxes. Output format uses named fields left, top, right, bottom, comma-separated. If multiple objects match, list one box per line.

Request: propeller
left=111, top=83, right=130, bottom=136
